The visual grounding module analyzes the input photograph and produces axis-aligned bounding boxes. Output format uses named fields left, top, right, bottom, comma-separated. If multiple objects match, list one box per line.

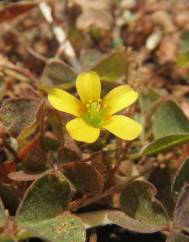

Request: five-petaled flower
left=48, top=71, right=142, bottom=143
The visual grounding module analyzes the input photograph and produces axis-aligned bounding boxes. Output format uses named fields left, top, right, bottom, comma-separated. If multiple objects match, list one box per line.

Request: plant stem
left=78, top=165, right=155, bottom=209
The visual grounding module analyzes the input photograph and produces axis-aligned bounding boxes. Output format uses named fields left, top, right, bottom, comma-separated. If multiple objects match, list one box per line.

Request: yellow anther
left=85, top=100, right=102, bottom=113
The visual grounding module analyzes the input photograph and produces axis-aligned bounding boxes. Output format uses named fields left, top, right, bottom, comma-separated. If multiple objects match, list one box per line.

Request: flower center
left=81, top=99, right=109, bottom=128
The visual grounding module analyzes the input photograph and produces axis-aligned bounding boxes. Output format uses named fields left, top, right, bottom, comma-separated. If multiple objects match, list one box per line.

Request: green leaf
left=173, top=184, right=189, bottom=233
left=15, top=171, right=85, bottom=242
left=47, top=108, right=64, bottom=144
left=80, top=49, right=103, bottom=71
left=22, top=213, right=86, bottom=242
left=136, top=101, right=189, bottom=157
left=22, top=145, right=48, bottom=173
left=176, top=51, right=189, bottom=68
left=108, top=210, right=163, bottom=234
left=149, top=167, right=174, bottom=216
left=139, top=88, right=160, bottom=113
left=63, top=162, right=104, bottom=194
left=91, top=48, right=131, bottom=82
left=42, top=136, right=59, bottom=151
left=166, top=233, right=189, bottom=242
left=16, top=172, right=71, bottom=224
left=172, top=158, right=189, bottom=197
left=0, top=234, right=17, bottom=242
left=141, top=134, right=189, bottom=156
left=0, top=199, right=6, bottom=228
left=176, top=31, right=189, bottom=67
left=1, top=98, right=42, bottom=137
left=17, top=121, right=39, bottom=142
left=180, top=31, right=189, bottom=53
left=0, top=183, right=19, bottom=215
left=115, top=180, right=170, bottom=233
left=60, top=133, right=82, bottom=163
left=153, top=100, right=189, bottom=139
left=40, top=59, right=76, bottom=89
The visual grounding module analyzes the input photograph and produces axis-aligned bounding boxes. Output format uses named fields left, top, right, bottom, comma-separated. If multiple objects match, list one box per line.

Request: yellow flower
left=48, top=71, right=142, bottom=143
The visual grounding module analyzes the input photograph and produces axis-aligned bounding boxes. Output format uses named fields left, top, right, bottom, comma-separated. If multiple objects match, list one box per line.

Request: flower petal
left=76, top=71, right=101, bottom=104
left=48, top=88, right=81, bottom=117
left=102, top=85, right=138, bottom=115
left=66, top=118, right=100, bottom=143
left=103, top=115, right=142, bottom=140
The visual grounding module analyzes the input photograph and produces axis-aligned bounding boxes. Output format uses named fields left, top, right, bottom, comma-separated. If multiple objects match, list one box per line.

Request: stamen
left=82, top=100, right=109, bottom=127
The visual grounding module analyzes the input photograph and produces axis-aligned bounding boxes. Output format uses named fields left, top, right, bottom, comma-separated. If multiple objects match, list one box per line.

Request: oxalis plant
left=1, top=48, right=189, bottom=242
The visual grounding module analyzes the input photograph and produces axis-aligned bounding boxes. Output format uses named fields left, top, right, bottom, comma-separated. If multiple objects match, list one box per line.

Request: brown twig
left=0, top=63, right=38, bottom=83
left=28, top=47, right=48, bottom=63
